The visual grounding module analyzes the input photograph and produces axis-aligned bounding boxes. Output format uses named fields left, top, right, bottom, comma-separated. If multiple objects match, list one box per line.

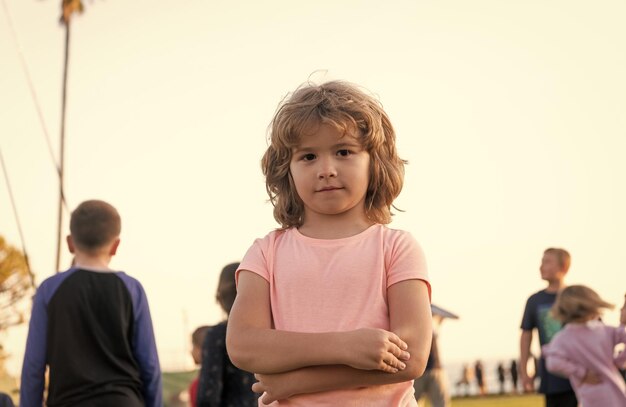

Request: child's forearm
left=227, top=326, right=408, bottom=374
left=228, top=327, right=349, bottom=373
left=254, top=363, right=422, bottom=403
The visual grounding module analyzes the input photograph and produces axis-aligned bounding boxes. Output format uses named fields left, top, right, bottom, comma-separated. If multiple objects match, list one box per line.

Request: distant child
left=542, top=285, right=626, bottom=406
left=20, top=200, right=162, bottom=407
left=189, top=325, right=209, bottom=407
left=474, top=360, right=486, bottom=396
left=519, top=248, right=577, bottom=407
left=196, top=262, right=256, bottom=407
left=226, top=80, right=432, bottom=406
left=509, top=359, right=519, bottom=393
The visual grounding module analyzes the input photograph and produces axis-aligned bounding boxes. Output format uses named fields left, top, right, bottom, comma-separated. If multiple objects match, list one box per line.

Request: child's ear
left=109, top=238, right=121, bottom=256
left=66, top=235, right=76, bottom=254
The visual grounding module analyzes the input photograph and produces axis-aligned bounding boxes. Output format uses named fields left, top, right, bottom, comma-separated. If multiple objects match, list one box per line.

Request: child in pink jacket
left=542, top=286, right=626, bottom=407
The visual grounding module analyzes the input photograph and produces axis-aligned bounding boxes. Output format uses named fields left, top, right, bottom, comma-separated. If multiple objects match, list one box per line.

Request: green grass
left=419, top=394, right=544, bottom=407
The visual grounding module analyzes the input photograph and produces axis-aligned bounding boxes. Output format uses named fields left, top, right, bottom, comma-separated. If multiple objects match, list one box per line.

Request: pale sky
left=1, top=0, right=625, bottom=380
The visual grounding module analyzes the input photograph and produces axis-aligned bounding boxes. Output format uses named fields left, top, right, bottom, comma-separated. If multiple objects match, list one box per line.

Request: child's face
left=289, top=124, right=370, bottom=224
left=540, top=253, right=566, bottom=283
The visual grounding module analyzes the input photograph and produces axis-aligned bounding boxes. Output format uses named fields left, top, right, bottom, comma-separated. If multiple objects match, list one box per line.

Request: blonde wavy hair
left=552, top=285, right=614, bottom=324
left=261, top=80, right=406, bottom=229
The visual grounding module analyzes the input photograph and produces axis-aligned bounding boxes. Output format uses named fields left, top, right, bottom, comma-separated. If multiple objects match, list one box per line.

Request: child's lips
left=317, top=186, right=342, bottom=192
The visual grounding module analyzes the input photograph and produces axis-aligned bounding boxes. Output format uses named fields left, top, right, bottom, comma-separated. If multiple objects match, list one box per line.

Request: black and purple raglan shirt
left=20, top=268, right=163, bottom=407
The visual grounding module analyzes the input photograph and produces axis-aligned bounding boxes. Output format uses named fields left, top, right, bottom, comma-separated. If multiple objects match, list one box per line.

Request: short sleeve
left=385, top=230, right=430, bottom=299
left=520, top=296, right=536, bottom=331
left=237, top=232, right=276, bottom=285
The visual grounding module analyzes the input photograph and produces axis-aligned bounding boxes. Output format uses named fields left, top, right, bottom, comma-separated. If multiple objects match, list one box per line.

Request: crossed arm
left=226, top=271, right=432, bottom=403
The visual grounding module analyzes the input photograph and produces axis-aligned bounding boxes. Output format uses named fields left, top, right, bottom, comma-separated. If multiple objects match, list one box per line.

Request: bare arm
left=226, top=271, right=410, bottom=374
left=252, top=279, right=432, bottom=403
left=519, top=329, right=534, bottom=392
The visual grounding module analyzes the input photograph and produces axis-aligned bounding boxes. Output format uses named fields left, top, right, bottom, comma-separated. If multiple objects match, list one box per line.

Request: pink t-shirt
left=238, top=224, right=430, bottom=406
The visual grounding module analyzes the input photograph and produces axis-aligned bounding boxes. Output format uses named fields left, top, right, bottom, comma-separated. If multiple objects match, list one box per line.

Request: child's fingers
left=387, top=342, right=411, bottom=361
left=379, top=353, right=406, bottom=373
left=388, top=333, right=408, bottom=350
left=379, top=361, right=399, bottom=373
left=387, top=332, right=410, bottom=360
left=252, top=374, right=266, bottom=394
left=252, top=381, right=265, bottom=394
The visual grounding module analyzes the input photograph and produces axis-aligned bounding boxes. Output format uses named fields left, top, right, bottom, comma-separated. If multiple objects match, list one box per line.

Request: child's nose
left=317, top=158, right=337, bottom=179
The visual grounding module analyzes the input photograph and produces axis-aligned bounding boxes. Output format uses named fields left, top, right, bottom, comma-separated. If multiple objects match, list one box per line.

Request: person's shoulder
left=113, top=270, right=140, bottom=282
left=249, top=227, right=294, bottom=251
left=208, top=321, right=228, bottom=335
left=379, top=225, right=424, bottom=250
left=36, top=268, right=79, bottom=299
left=112, top=271, right=147, bottom=295
left=526, top=289, right=550, bottom=301
left=379, top=224, right=418, bottom=241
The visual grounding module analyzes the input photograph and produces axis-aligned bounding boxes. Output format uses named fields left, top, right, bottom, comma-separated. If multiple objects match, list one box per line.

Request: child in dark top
left=20, top=200, right=162, bottom=407
left=196, top=262, right=256, bottom=407
left=519, top=248, right=577, bottom=407
left=189, top=326, right=210, bottom=407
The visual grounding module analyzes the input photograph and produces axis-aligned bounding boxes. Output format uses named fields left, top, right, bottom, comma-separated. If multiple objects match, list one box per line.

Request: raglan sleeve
left=129, top=280, right=163, bottom=407
left=20, top=282, right=49, bottom=407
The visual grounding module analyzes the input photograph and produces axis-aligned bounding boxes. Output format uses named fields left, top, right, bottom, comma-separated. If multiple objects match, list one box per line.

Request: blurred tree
left=0, top=236, right=30, bottom=331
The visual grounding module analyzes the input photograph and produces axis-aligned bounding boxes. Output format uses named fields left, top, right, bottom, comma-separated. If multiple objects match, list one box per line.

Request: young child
left=542, top=285, right=626, bottom=406
left=226, top=80, right=432, bottom=406
left=20, top=200, right=162, bottom=407
left=196, top=262, right=257, bottom=407
left=189, top=325, right=209, bottom=407
left=519, top=248, right=577, bottom=407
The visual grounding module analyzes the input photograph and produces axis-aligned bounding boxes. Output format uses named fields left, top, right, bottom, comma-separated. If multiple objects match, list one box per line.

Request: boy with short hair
left=20, top=200, right=162, bottom=407
left=519, top=248, right=577, bottom=407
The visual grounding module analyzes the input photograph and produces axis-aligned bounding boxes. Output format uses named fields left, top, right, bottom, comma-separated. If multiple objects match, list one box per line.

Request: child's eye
left=301, top=153, right=316, bottom=161
left=337, top=149, right=351, bottom=157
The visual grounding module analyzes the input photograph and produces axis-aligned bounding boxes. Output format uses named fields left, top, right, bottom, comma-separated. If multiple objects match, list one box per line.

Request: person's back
left=20, top=200, right=162, bottom=407
left=196, top=263, right=256, bottom=407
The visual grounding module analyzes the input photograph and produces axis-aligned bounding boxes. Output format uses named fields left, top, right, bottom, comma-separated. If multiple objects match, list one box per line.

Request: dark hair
left=192, top=325, right=210, bottom=347
left=70, top=200, right=121, bottom=252
left=216, top=262, right=240, bottom=315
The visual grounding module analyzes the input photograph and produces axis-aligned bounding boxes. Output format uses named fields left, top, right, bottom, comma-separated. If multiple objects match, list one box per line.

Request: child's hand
left=581, top=370, right=602, bottom=385
left=253, top=372, right=296, bottom=404
left=343, top=328, right=410, bottom=373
